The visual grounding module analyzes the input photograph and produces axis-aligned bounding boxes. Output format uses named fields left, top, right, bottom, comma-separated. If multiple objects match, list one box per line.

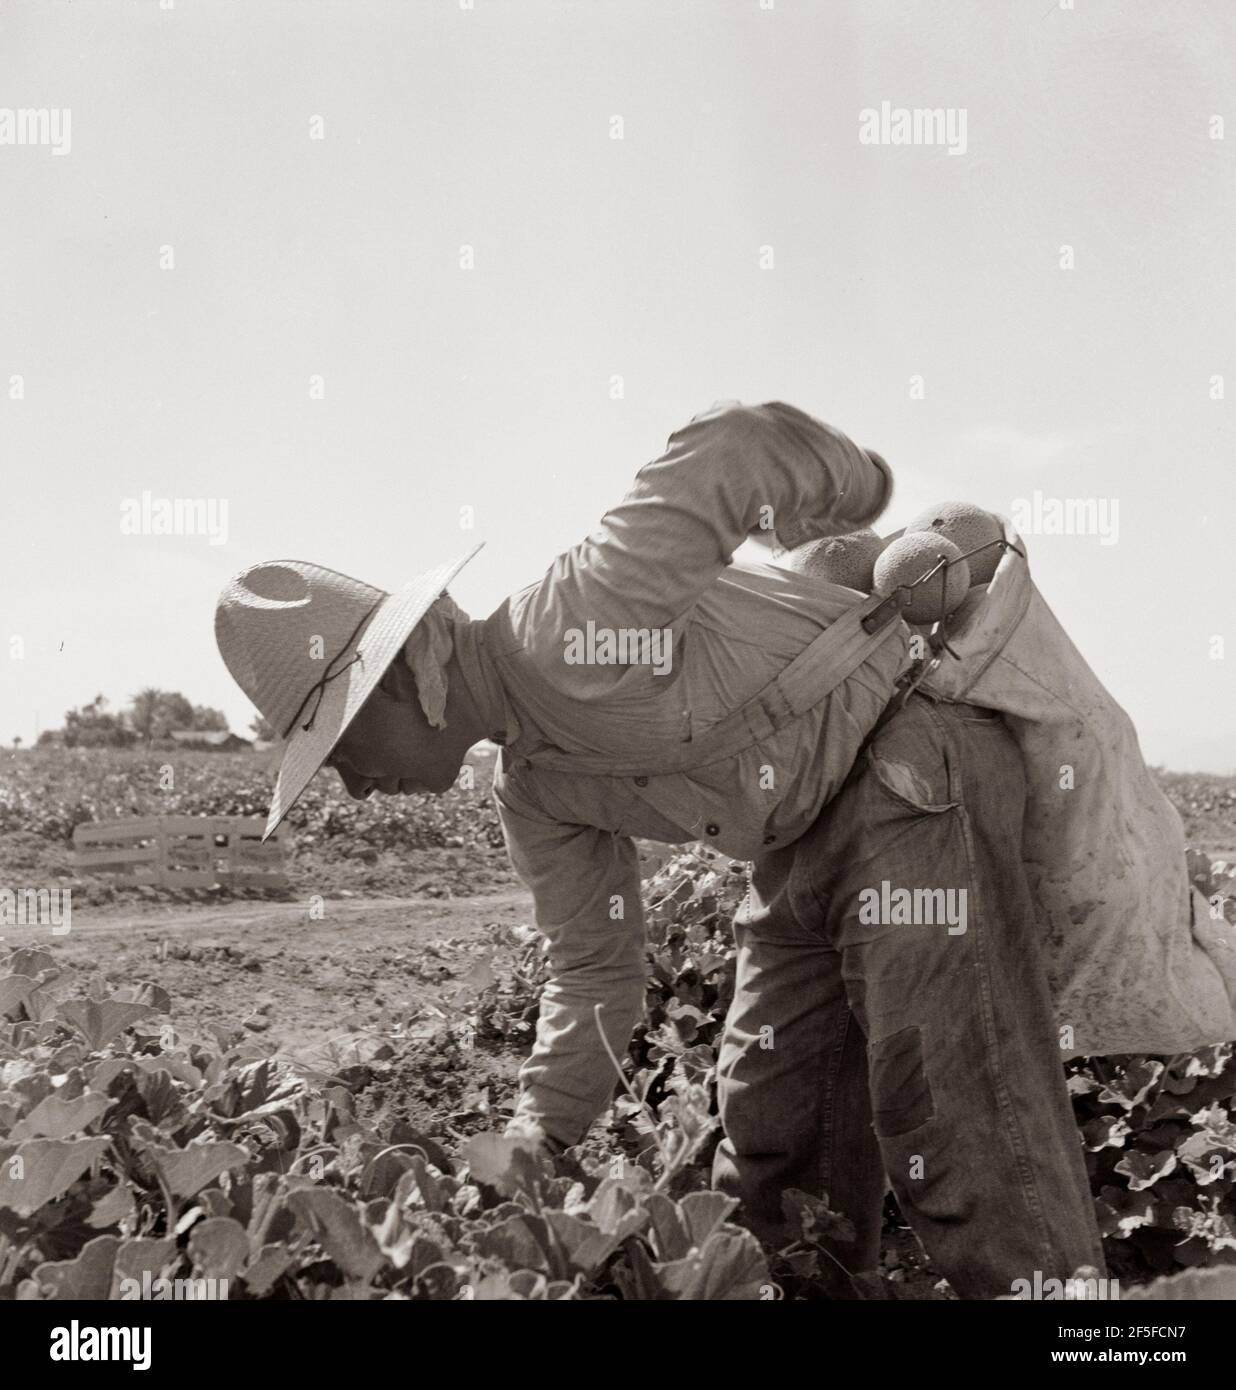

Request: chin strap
left=281, top=601, right=380, bottom=739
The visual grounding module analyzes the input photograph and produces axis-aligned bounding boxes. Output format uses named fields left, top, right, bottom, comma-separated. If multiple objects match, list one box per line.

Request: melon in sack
left=916, top=519, right=1236, bottom=1057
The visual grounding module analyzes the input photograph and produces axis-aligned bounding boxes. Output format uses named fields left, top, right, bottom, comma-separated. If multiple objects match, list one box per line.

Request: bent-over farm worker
left=215, top=400, right=1105, bottom=1298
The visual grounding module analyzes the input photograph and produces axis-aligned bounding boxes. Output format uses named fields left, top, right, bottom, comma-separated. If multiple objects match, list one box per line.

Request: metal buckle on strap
left=861, top=592, right=907, bottom=634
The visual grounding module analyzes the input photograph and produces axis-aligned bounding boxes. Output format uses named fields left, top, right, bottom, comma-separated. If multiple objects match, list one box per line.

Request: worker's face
left=326, top=656, right=463, bottom=798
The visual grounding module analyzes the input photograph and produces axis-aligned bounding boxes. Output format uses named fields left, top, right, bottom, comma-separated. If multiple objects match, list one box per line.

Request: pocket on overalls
left=866, top=699, right=959, bottom=814
left=869, top=747, right=957, bottom=814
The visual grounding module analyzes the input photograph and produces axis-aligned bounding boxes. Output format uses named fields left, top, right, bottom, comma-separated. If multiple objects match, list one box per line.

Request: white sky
left=2, top=0, right=1234, bottom=770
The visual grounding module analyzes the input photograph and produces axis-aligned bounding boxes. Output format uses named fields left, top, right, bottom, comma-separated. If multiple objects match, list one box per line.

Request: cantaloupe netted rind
left=873, top=532, right=971, bottom=623
left=784, top=528, right=887, bottom=593
left=904, top=500, right=1004, bottom=586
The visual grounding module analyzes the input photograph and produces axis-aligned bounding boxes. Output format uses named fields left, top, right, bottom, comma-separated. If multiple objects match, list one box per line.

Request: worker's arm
left=494, top=762, right=647, bottom=1150
left=512, top=400, right=893, bottom=654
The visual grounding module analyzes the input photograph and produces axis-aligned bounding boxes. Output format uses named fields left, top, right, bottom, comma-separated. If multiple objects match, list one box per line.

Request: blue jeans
left=712, top=693, right=1105, bottom=1299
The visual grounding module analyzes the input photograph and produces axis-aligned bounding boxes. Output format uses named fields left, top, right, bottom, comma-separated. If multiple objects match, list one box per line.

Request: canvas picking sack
left=915, top=521, right=1236, bottom=1057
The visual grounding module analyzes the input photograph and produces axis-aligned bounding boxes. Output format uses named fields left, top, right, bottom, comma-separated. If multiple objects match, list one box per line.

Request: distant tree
left=191, top=704, right=229, bottom=732
left=63, top=695, right=137, bottom=749
left=124, top=690, right=220, bottom=741
left=50, top=691, right=233, bottom=748
left=128, top=687, right=164, bottom=742
left=250, top=713, right=276, bottom=741
left=11, top=736, right=21, bottom=750
left=152, top=692, right=195, bottom=736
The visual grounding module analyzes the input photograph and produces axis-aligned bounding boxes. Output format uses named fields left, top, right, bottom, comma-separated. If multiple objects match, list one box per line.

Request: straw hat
left=214, top=544, right=484, bottom=840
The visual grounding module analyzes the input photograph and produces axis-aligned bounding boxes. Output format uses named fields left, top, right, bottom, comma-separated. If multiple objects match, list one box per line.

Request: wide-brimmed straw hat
left=214, top=544, right=484, bottom=840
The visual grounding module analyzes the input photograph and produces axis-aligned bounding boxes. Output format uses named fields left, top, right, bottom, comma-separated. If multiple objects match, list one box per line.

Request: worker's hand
left=747, top=513, right=845, bottom=558
left=772, top=516, right=831, bottom=551
left=503, top=1120, right=568, bottom=1160
left=747, top=444, right=894, bottom=553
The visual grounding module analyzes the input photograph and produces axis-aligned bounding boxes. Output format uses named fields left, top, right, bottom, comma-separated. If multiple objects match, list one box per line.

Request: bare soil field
left=43, top=890, right=533, bottom=1062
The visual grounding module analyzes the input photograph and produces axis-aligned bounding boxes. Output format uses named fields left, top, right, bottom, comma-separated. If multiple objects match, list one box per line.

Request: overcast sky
left=2, top=0, right=1234, bottom=770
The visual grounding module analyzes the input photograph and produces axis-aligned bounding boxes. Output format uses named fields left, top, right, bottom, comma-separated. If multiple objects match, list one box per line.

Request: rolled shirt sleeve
left=512, top=401, right=894, bottom=670
left=494, top=762, right=647, bottom=1148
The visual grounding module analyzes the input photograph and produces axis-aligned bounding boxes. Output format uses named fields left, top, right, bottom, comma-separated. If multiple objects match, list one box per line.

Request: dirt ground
left=44, top=888, right=534, bottom=1063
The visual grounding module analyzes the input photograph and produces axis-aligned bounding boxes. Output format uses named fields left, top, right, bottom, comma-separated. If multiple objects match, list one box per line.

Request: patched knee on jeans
left=869, top=1024, right=935, bottom=1136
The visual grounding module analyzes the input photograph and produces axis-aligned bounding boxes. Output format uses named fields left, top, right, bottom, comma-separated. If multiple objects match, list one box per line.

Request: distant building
left=168, top=729, right=253, bottom=751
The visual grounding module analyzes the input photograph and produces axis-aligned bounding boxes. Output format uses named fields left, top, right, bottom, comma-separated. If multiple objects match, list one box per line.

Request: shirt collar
left=450, top=617, right=522, bottom=749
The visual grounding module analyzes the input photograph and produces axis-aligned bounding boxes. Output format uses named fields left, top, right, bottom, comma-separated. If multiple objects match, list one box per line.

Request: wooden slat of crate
left=73, top=818, right=160, bottom=876
left=72, top=831, right=161, bottom=855
left=161, top=826, right=215, bottom=842
left=73, top=843, right=160, bottom=864
left=79, top=863, right=164, bottom=884
left=161, top=824, right=215, bottom=844
left=209, top=818, right=288, bottom=885
left=219, top=839, right=288, bottom=885
left=72, top=843, right=162, bottom=868
left=231, top=839, right=284, bottom=866
left=72, top=814, right=286, bottom=889
left=165, top=820, right=242, bottom=875
left=73, top=817, right=166, bottom=844
left=162, top=846, right=215, bottom=872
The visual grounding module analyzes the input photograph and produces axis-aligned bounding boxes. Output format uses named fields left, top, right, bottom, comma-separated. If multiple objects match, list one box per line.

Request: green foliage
left=0, top=747, right=506, bottom=853
left=61, top=697, right=137, bottom=751
left=1, top=753, right=1234, bottom=1298
left=249, top=714, right=276, bottom=742
left=0, top=942, right=769, bottom=1300
left=623, top=848, right=1236, bottom=1292
left=46, top=690, right=232, bottom=750
left=1155, top=772, right=1236, bottom=855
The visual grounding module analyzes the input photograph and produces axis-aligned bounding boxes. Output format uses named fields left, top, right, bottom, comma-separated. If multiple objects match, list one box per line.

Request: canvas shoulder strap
left=490, top=590, right=907, bottom=778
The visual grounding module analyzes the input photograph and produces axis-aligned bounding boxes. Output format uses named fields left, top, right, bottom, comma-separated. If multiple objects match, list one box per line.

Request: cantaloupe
left=783, top=528, right=886, bottom=593
left=873, top=532, right=971, bottom=623
left=904, top=501, right=1004, bottom=586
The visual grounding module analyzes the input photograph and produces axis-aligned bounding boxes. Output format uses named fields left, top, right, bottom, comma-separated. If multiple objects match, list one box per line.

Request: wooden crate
left=72, top=818, right=164, bottom=886
left=72, top=816, right=289, bottom=890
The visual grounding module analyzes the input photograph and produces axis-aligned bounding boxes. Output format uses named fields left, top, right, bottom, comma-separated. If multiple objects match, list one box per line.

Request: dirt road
left=42, top=889, right=535, bottom=1060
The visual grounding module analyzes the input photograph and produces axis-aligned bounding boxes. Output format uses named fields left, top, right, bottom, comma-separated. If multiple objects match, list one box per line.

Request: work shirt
left=448, top=400, right=909, bottom=1146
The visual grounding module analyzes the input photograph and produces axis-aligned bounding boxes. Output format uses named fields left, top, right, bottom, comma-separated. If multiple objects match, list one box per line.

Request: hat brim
left=263, top=543, right=484, bottom=840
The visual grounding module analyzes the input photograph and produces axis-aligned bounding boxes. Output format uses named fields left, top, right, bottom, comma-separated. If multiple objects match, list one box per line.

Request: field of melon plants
left=0, top=746, right=517, bottom=903
left=2, top=748, right=1236, bottom=1300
